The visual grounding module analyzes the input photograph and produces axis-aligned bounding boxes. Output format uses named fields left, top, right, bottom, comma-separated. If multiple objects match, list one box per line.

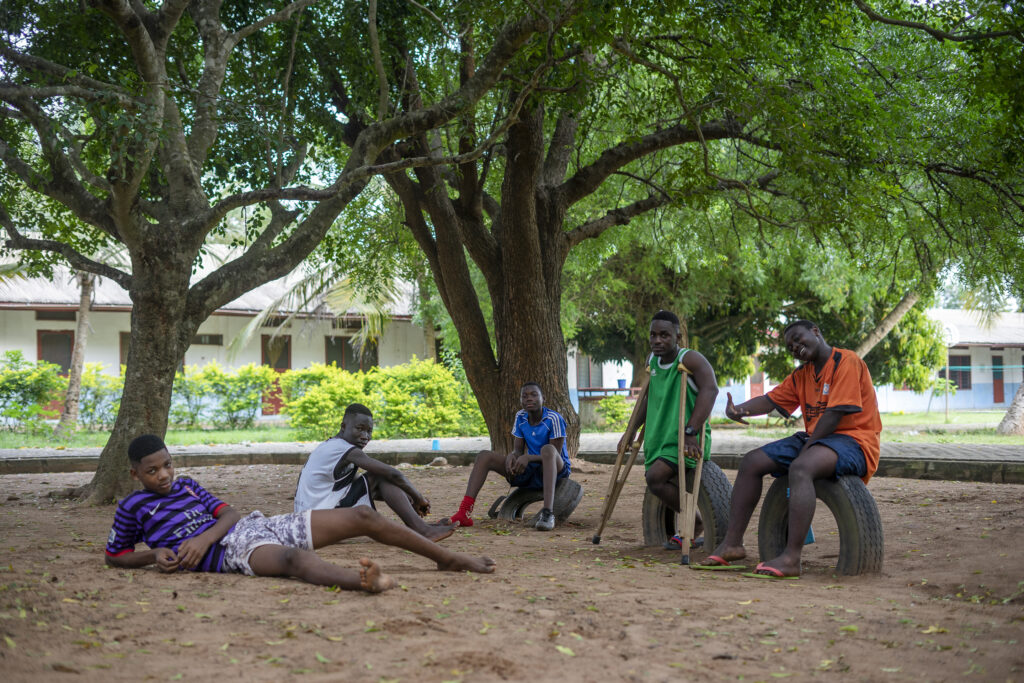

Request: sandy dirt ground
left=1, top=460, right=1022, bottom=682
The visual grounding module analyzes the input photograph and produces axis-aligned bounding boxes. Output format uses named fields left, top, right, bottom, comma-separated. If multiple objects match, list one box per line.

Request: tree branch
left=367, top=0, right=390, bottom=121
left=228, top=0, right=319, bottom=47
left=0, top=205, right=131, bottom=289
left=0, top=84, right=134, bottom=107
left=855, top=290, right=920, bottom=358
left=565, top=195, right=669, bottom=248
left=0, top=41, right=133, bottom=99
left=560, top=119, right=743, bottom=205
left=853, top=0, right=1023, bottom=43
left=0, top=99, right=115, bottom=235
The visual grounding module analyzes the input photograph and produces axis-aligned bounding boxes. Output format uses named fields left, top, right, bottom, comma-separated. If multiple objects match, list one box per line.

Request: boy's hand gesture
left=511, top=454, right=531, bottom=476
left=175, top=537, right=212, bottom=571
left=154, top=548, right=180, bottom=573
left=413, top=495, right=431, bottom=518
left=725, top=392, right=750, bottom=425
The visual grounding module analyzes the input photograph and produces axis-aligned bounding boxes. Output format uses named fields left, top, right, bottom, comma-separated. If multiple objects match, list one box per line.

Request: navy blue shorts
left=760, top=432, right=867, bottom=479
left=508, top=460, right=571, bottom=490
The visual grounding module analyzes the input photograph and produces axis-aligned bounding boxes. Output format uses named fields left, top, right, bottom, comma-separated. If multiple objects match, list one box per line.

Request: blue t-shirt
left=511, top=407, right=571, bottom=473
left=105, top=477, right=231, bottom=572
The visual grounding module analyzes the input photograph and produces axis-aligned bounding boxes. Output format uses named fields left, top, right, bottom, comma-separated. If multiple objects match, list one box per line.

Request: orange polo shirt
left=766, top=348, right=882, bottom=483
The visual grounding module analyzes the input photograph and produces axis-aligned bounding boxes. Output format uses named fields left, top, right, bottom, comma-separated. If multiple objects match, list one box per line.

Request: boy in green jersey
left=621, top=310, right=718, bottom=547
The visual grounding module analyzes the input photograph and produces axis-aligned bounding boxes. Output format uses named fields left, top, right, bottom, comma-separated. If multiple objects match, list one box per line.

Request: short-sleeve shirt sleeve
left=511, top=411, right=525, bottom=439
left=181, top=478, right=227, bottom=516
left=766, top=372, right=801, bottom=416
left=544, top=411, right=566, bottom=440
left=105, top=501, right=143, bottom=557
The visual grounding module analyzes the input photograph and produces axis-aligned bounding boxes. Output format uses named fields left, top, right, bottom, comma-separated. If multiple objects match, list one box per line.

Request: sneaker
left=535, top=507, right=555, bottom=531
left=664, top=534, right=704, bottom=550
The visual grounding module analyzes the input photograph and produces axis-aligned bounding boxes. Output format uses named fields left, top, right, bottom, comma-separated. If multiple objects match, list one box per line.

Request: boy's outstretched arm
left=725, top=393, right=777, bottom=424
left=344, top=450, right=431, bottom=515
left=106, top=546, right=180, bottom=572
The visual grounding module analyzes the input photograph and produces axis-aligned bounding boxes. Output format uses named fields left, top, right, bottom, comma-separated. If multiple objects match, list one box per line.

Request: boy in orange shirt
left=703, top=320, right=881, bottom=577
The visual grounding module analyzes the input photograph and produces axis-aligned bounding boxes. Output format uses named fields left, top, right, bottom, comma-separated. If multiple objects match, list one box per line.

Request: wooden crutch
left=591, top=376, right=650, bottom=545
left=677, top=363, right=706, bottom=565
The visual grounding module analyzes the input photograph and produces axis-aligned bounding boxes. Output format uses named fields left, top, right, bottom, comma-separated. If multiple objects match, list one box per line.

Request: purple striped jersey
left=105, top=477, right=231, bottom=572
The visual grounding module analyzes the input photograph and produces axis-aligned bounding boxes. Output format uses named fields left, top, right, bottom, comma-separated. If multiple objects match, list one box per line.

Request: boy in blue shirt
left=105, top=435, right=496, bottom=593
left=446, top=382, right=571, bottom=531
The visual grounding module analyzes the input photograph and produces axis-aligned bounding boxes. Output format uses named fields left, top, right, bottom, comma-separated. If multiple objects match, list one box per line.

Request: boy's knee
left=540, top=444, right=558, bottom=460
left=788, top=458, right=819, bottom=482
left=279, top=546, right=302, bottom=574
left=645, top=466, right=668, bottom=489
left=475, top=449, right=498, bottom=464
left=351, top=505, right=380, bottom=527
left=738, top=449, right=772, bottom=476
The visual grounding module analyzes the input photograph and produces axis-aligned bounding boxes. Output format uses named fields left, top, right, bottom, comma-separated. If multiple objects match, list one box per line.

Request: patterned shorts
left=221, top=510, right=313, bottom=576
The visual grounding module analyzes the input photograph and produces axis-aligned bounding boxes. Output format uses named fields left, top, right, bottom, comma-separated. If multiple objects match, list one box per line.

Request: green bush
left=362, top=357, right=465, bottom=439
left=205, top=362, right=277, bottom=429
left=283, top=368, right=365, bottom=440
left=437, top=349, right=487, bottom=436
left=279, top=363, right=348, bottom=404
left=170, top=364, right=213, bottom=427
left=282, top=357, right=487, bottom=440
left=78, top=363, right=123, bottom=430
left=457, top=392, right=487, bottom=436
left=596, top=394, right=632, bottom=432
left=0, top=350, right=66, bottom=433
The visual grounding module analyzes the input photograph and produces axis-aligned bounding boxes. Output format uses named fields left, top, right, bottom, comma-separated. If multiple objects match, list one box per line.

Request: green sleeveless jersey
left=644, top=348, right=712, bottom=469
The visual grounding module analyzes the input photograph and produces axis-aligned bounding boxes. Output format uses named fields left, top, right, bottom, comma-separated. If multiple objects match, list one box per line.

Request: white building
left=0, top=264, right=435, bottom=415
left=873, top=308, right=1024, bottom=412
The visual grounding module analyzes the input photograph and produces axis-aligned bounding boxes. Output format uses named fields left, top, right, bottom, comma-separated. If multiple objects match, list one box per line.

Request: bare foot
left=422, top=521, right=456, bottom=542
left=358, top=557, right=397, bottom=593
left=708, top=543, right=746, bottom=563
left=436, top=553, right=496, bottom=574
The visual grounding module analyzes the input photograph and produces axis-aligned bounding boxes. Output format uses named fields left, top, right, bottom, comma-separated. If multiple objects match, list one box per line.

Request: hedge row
left=0, top=351, right=486, bottom=439
left=280, top=357, right=486, bottom=440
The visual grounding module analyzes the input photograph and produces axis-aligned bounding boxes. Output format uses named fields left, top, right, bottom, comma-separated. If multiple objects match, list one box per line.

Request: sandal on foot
left=691, top=554, right=747, bottom=571
left=740, top=562, right=799, bottom=580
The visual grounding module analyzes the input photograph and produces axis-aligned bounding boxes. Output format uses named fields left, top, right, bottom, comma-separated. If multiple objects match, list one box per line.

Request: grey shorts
left=221, top=510, right=313, bottom=576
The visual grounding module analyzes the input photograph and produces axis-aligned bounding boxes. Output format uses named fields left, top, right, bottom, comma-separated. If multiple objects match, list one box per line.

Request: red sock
left=450, top=495, right=475, bottom=527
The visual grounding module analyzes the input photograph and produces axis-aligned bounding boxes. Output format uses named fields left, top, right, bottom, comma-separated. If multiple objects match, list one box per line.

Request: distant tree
left=566, top=218, right=945, bottom=391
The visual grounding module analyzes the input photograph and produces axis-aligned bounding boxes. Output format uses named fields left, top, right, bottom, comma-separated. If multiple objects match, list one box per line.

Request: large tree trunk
left=855, top=290, right=920, bottom=358
left=389, top=106, right=581, bottom=457
left=997, top=381, right=1024, bottom=436
left=54, top=271, right=94, bottom=437
left=81, top=270, right=195, bottom=504
left=463, top=280, right=577, bottom=457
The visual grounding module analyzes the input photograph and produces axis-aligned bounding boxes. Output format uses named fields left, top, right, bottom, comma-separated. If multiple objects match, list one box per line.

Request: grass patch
left=878, top=411, right=1005, bottom=427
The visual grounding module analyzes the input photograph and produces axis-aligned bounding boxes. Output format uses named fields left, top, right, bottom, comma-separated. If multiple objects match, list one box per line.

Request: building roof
left=0, top=255, right=415, bottom=318
left=927, top=308, right=1024, bottom=347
